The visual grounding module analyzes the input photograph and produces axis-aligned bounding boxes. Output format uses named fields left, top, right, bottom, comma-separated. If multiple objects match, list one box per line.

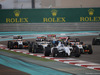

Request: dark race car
left=92, top=35, right=100, bottom=45
left=57, top=37, right=93, bottom=54
left=68, top=38, right=93, bottom=54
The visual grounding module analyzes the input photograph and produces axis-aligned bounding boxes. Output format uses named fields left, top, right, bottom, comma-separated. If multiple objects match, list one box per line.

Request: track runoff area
left=0, top=31, right=100, bottom=72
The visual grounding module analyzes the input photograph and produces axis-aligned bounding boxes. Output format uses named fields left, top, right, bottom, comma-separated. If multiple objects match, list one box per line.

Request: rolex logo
left=51, top=9, right=57, bottom=16
left=14, top=10, right=20, bottom=17
left=88, top=9, right=94, bottom=16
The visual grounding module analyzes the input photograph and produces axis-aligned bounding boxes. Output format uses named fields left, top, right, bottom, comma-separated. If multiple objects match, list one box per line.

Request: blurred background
left=0, top=0, right=100, bottom=32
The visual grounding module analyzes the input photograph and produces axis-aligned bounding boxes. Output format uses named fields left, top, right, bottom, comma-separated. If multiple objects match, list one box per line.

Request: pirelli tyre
left=88, top=45, right=93, bottom=54
left=73, top=46, right=80, bottom=57
left=29, top=43, right=33, bottom=52
left=7, top=41, right=10, bottom=48
left=32, top=44, right=37, bottom=53
left=52, top=48, right=58, bottom=57
left=29, top=43, right=37, bottom=53
left=44, top=47, right=51, bottom=56
left=7, top=41, right=13, bottom=49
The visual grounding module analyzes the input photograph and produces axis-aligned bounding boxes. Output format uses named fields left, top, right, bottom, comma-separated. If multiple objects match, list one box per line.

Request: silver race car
left=29, top=36, right=51, bottom=53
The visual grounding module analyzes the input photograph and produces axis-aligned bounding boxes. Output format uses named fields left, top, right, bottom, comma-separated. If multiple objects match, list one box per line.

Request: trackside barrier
left=0, top=8, right=100, bottom=23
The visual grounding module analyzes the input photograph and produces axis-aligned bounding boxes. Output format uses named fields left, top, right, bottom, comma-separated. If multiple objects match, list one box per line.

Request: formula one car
left=13, top=35, right=23, bottom=39
left=7, top=39, right=30, bottom=49
left=92, top=35, right=100, bottom=45
left=36, top=36, right=47, bottom=42
left=68, top=39, right=93, bottom=54
left=56, top=37, right=92, bottom=54
left=58, top=37, right=70, bottom=42
left=47, top=34, right=56, bottom=37
left=29, top=41, right=51, bottom=53
left=50, top=36, right=69, bottom=45
left=29, top=36, right=51, bottom=53
left=47, top=34, right=56, bottom=41
left=44, top=42, right=81, bottom=57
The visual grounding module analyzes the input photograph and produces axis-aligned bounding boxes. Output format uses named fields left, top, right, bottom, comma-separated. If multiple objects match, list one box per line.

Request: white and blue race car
left=44, top=42, right=81, bottom=57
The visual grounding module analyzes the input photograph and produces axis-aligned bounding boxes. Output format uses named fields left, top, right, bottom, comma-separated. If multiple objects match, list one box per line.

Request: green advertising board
left=0, top=8, right=100, bottom=23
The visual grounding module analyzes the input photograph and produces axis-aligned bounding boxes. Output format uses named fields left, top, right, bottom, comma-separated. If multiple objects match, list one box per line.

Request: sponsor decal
left=6, top=10, right=28, bottom=23
left=43, top=9, right=66, bottom=23
left=80, top=8, right=100, bottom=22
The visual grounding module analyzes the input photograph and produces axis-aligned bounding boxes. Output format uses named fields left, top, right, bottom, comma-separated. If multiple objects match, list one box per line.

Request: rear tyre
left=88, top=45, right=93, bottom=54
left=80, top=49, right=84, bottom=54
left=32, top=44, right=37, bottom=53
left=52, top=48, right=58, bottom=57
left=44, top=47, right=51, bottom=56
left=73, top=46, right=80, bottom=57
left=29, top=43, right=33, bottom=52
left=7, top=41, right=10, bottom=48
left=8, top=41, right=13, bottom=49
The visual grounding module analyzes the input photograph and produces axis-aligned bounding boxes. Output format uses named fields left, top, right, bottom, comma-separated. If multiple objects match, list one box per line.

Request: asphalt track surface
left=0, top=35, right=100, bottom=75
left=0, top=35, right=100, bottom=63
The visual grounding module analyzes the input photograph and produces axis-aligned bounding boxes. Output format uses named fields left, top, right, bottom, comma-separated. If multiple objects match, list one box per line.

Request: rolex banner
left=0, top=8, right=100, bottom=23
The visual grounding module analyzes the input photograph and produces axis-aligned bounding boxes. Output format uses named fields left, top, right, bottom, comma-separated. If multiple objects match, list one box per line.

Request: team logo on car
left=88, top=9, right=94, bottom=16
left=14, top=10, right=20, bottom=17
left=51, top=9, right=57, bottom=16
